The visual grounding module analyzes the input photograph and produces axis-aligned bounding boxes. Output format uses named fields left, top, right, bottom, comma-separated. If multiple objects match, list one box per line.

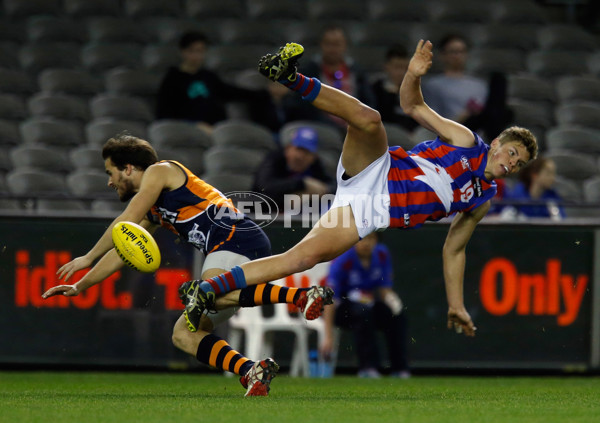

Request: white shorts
left=202, top=250, right=250, bottom=327
left=330, top=152, right=391, bottom=239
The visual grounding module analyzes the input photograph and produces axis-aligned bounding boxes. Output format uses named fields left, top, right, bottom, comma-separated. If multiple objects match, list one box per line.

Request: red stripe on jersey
left=387, top=166, right=424, bottom=182
left=445, top=161, right=469, bottom=179
left=390, top=191, right=440, bottom=207
left=389, top=148, right=409, bottom=160
left=413, top=144, right=456, bottom=159
left=469, top=154, right=485, bottom=171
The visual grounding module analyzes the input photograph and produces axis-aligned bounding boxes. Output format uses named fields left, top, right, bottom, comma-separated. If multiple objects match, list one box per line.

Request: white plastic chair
left=228, top=262, right=333, bottom=377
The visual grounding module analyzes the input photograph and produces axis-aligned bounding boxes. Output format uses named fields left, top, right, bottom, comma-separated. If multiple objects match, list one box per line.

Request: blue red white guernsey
left=387, top=133, right=496, bottom=229
left=146, top=160, right=242, bottom=253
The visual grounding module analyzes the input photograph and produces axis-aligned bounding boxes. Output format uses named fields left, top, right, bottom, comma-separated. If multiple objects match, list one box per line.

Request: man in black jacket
left=156, top=31, right=265, bottom=133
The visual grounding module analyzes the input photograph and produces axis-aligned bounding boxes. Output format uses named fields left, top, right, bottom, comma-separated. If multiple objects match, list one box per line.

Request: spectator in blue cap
left=253, top=127, right=335, bottom=210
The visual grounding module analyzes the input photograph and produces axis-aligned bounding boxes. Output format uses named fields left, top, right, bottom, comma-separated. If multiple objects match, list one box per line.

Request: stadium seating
left=10, top=145, right=71, bottom=173
left=583, top=176, right=600, bottom=203
left=556, top=76, right=600, bottom=104
left=123, top=0, right=182, bottom=19
left=490, top=0, right=549, bottom=24
left=427, top=0, right=491, bottom=24
left=27, top=16, right=88, bottom=44
left=142, top=44, right=180, bottom=74
left=89, top=94, right=154, bottom=123
left=28, top=93, right=90, bottom=121
left=104, top=68, right=162, bottom=98
left=37, top=198, right=89, bottom=212
left=307, top=0, right=365, bottom=21
left=555, top=103, right=600, bottom=130
left=526, top=51, right=590, bottom=78
left=63, top=0, right=120, bottom=18
left=184, top=0, right=246, bottom=20
left=0, top=68, right=36, bottom=95
left=87, top=17, right=150, bottom=45
left=367, top=0, right=429, bottom=23
left=0, top=42, right=19, bottom=70
left=5, top=168, right=67, bottom=196
left=85, top=118, right=148, bottom=147
left=0, top=94, right=27, bottom=120
left=467, top=48, right=526, bottom=76
left=148, top=120, right=213, bottom=150
left=247, top=0, right=306, bottom=20
left=66, top=169, right=111, bottom=197
left=20, top=118, right=84, bottom=149
left=81, top=43, right=142, bottom=74
left=217, top=20, right=284, bottom=46
left=471, top=24, right=538, bottom=51
left=38, top=69, right=102, bottom=98
left=536, top=24, right=598, bottom=52
left=90, top=198, right=125, bottom=213
left=212, top=120, right=276, bottom=152
left=508, top=75, right=556, bottom=104
left=544, top=150, right=599, bottom=181
left=553, top=175, right=583, bottom=202
left=3, top=0, right=61, bottom=18
left=0, top=120, right=21, bottom=147
left=69, top=145, right=103, bottom=171
left=203, top=147, right=265, bottom=175
left=546, top=126, right=600, bottom=155
left=19, top=43, right=82, bottom=75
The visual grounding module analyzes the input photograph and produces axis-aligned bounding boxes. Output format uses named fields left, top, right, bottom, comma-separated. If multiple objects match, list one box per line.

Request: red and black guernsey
left=387, top=133, right=496, bottom=229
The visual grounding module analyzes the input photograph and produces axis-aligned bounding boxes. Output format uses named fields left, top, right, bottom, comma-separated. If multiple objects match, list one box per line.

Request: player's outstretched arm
left=43, top=249, right=125, bottom=298
left=57, top=165, right=168, bottom=282
left=400, top=40, right=474, bottom=148
left=45, top=219, right=159, bottom=298
left=442, top=201, right=490, bottom=337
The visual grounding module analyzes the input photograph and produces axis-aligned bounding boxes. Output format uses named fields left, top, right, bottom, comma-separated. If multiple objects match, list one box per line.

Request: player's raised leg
left=183, top=207, right=358, bottom=330
left=259, top=42, right=389, bottom=176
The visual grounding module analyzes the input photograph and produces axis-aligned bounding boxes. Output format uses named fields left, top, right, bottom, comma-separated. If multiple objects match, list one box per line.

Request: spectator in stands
left=321, top=233, right=410, bottom=378
left=422, top=34, right=488, bottom=124
left=370, top=44, right=419, bottom=132
left=253, top=126, right=334, bottom=210
left=422, top=33, right=512, bottom=140
left=502, top=156, right=565, bottom=220
left=156, top=31, right=266, bottom=134
left=300, top=24, right=374, bottom=129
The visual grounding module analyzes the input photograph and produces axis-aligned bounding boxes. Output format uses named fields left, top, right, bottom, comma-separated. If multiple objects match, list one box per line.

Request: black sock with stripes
left=196, top=333, right=253, bottom=376
left=238, top=283, right=310, bottom=307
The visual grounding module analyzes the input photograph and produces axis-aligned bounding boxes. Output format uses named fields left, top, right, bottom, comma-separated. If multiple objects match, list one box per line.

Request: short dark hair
left=438, top=33, right=469, bottom=51
left=497, top=126, right=538, bottom=162
left=102, top=133, right=158, bottom=171
left=178, top=30, right=208, bottom=49
left=385, top=44, right=409, bottom=61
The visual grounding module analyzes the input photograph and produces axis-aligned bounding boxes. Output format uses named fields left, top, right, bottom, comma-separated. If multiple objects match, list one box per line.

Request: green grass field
left=1, top=371, right=599, bottom=423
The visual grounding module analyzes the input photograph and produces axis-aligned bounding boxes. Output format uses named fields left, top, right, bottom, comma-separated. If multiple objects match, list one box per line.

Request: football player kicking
left=42, top=134, right=333, bottom=397
left=181, top=40, right=538, bottom=338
